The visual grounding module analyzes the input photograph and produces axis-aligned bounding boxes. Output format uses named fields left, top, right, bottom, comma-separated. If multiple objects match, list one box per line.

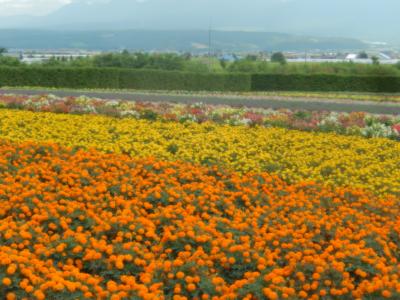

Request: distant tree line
left=0, top=47, right=22, bottom=67
left=43, top=51, right=190, bottom=71
left=1, top=48, right=400, bottom=76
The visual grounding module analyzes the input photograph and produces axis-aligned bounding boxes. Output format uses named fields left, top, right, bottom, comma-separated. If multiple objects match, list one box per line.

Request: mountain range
left=0, top=0, right=398, bottom=51
left=0, top=29, right=367, bottom=52
left=0, top=0, right=399, bottom=43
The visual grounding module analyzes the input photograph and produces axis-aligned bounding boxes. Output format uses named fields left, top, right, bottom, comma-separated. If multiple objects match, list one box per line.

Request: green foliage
left=41, top=57, right=70, bottom=67
left=245, top=54, right=258, bottom=61
left=140, top=109, right=159, bottom=120
left=371, top=56, right=380, bottom=65
left=228, top=60, right=259, bottom=73
left=5, top=51, right=400, bottom=77
left=2, top=64, right=400, bottom=93
left=0, top=67, right=120, bottom=89
left=227, top=60, right=271, bottom=73
left=270, top=52, right=287, bottom=65
left=0, top=67, right=251, bottom=92
left=117, top=69, right=252, bottom=91
left=251, top=73, right=400, bottom=93
left=358, top=51, right=368, bottom=59
left=0, top=56, right=21, bottom=67
left=219, top=59, right=227, bottom=69
left=184, top=60, right=210, bottom=73
left=40, top=52, right=187, bottom=71
left=230, top=60, right=400, bottom=76
left=167, top=143, right=179, bottom=155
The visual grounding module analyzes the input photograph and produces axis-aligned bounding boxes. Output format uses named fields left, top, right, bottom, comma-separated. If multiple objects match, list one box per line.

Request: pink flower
left=243, top=112, right=264, bottom=124
left=392, top=124, right=400, bottom=135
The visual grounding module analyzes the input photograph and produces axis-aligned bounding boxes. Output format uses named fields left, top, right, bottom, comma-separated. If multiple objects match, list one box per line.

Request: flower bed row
left=0, top=139, right=399, bottom=300
left=0, top=109, right=399, bottom=196
left=239, top=91, right=400, bottom=103
left=1, top=94, right=399, bottom=140
left=5, top=87, right=400, bottom=103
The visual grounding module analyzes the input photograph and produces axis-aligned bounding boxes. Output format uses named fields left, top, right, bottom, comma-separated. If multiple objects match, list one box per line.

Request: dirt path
left=2, top=88, right=400, bottom=115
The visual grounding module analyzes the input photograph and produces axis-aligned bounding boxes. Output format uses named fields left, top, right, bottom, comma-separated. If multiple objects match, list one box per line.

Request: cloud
left=0, top=0, right=72, bottom=16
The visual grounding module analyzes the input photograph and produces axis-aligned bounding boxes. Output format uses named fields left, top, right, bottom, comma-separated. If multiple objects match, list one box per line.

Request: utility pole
left=208, top=18, right=212, bottom=72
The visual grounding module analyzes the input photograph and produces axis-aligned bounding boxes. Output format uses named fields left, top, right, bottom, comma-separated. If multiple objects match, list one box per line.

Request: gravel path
left=2, top=88, right=400, bottom=115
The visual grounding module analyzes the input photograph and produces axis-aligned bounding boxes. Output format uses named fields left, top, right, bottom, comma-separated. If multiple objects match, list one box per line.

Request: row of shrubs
left=0, top=67, right=251, bottom=92
left=1, top=67, right=400, bottom=93
left=251, top=74, right=400, bottom=93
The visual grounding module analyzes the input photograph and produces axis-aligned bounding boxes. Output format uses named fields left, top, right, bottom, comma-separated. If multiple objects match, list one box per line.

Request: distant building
left=345, top=53, right=358, bottom=61
left=378, top=52, right=392, bottom=60
left=21, top=57, right=49, bottom=64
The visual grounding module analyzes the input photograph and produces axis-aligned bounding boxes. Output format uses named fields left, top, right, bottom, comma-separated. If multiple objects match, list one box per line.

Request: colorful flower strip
left=4, top=87, right=400, bottom=103
left=0, top=139, right=399, bottom=300
left=0, top=109, right=399, bottom=196
left=1, top=94, right=399, bottom=140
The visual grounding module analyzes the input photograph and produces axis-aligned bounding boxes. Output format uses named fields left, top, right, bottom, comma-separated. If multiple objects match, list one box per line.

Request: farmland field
left=0, top=94, right=399, bottom=300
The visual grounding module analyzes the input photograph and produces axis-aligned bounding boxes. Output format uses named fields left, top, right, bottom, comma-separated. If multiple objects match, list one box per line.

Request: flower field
left=0, top=95, right=399, bottom=299
left=0, top=109, right=399, bottom=196
left=1, top=94, right=400, bottom=140
left=0, top=140, right=399, bottom=300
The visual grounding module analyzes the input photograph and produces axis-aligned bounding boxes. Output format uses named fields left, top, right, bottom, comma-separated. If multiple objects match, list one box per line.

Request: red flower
left=392, top=124, right=400, bottom=134
left=243, top=112, right=264, bottom=124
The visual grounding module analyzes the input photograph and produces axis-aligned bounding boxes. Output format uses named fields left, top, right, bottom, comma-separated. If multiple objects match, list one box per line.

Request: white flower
left=105, top=100, right=120, bottom=107
left=180, top=114, right=198, bottom=122
left=23, top=99, right=50, bottom=108
left=237, top=118, right=252, bottom=125
left=192, top=102, right=205, bottom=109
left=47, top=94, right=60, bottom=101
left=75, top=96, right=92, bottom=105
left=318, top=112, right=341, bottom=127
left=72, top=104, right=97, bottom=113
left=23, top=99, right=33, bottom=106
left=120, top=110, right=140, bottom=118
left=361, top=123, right=395, bottom=138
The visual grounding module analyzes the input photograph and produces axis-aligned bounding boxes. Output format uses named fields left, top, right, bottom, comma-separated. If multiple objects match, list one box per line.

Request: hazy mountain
left=0, top=0, right=399, bottom=43
left=0, top=29, right=367, bottom=52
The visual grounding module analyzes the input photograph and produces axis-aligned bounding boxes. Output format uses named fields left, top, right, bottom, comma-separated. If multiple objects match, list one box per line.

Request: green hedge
left=118, top=69, right=252, bottom=91
left=0, top=67, right=121, bottom=89
left=1, top=67, right=400, bottom=93
left=0, top=67, right=251, bottom=92
left=251, top=74, right=400, bottom=93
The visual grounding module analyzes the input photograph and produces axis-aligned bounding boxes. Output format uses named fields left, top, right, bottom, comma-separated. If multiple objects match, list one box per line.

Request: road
left=1, top=88, right=400, bottom=115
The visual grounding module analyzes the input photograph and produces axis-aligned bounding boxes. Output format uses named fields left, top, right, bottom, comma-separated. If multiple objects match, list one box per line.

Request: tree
left=270, top=52, right=287, bottom=65
left=184, top=60, right=209, bottom=73
left=0, top=47, right=7, bottom=56
left=371, top=56, right=380, bottom=65
left=42, top=57, right=64, bottom=67
left=147, top=53, right=185, bottom=71
left=0, top=56, right=21, bottom=67
left=219, top=59, right=227, bottom=69
left=227, top=60, right=259, bottom=73
left=245, top=54, right=258, bottom=61
left=358, top=51, right=368, bottom=59
left=182, top=52, right=192, bottom=60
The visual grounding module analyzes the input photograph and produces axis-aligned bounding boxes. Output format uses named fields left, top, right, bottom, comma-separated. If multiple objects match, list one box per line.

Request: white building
left=345, top=53, right=358, bottom=61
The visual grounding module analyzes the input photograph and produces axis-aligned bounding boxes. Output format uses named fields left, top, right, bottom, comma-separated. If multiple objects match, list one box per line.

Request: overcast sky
left=0, top=0, right=72, bottom=16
